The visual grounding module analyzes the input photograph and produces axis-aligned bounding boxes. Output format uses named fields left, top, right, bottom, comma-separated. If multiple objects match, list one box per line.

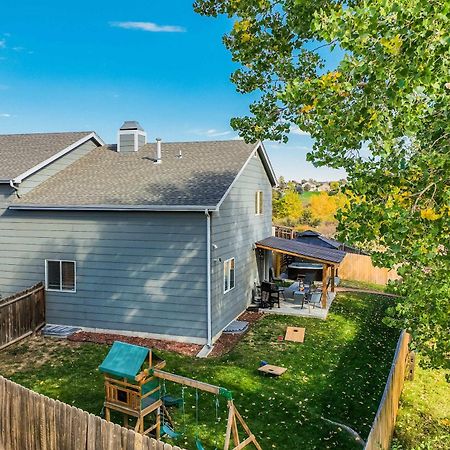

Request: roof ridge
left=0, top=131, right=94, bottom=137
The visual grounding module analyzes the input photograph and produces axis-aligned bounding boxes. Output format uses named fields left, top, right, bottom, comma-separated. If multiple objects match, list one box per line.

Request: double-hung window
left=255, top=191, right=263, bottom=215
left=223, top=258, right=235, bottom=293
left=45, top=260, right=76, bottom=292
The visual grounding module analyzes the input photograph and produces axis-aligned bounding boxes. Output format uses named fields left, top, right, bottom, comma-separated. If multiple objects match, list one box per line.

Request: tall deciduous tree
left=195, top=0, right=450, bottom=369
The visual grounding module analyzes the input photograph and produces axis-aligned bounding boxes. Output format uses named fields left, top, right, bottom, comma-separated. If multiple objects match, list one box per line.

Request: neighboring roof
left=256, top=236, right=346, bottom=265
left=296, top=230, right=365, bottom=254
left=0, top=131, right=104, bottom=182
left=98, top=341, right=149, bottom=379
left=12, top=140, right=276, bottom=210
left=296, top=230, right=343, bottom=249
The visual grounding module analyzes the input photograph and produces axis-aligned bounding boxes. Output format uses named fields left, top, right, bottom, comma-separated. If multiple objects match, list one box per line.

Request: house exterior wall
left=0, top=206, right=208, bottom=342
left=210, top=150, right=273, bottom=337
left=17, top=139, right=99, bottom=195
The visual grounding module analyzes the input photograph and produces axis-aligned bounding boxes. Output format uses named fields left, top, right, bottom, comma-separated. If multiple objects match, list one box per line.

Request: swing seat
left=162, top=394, right=183, bottom=407
left=162, top=424, right=181, bottom=439
left=195, top=437, right=206, bottom=450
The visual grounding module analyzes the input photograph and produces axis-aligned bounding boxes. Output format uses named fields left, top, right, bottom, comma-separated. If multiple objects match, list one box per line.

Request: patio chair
left=308, top=291, right=323, bottom=310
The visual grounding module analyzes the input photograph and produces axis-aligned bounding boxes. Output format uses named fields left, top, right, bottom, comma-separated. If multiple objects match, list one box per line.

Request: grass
left=300, top=191, right=321, bottom=205
left=0, top=293, right=400, bottom=450
left=391, top=358, right=450, bottom=450
left=339, top=279, right=388, bottom=293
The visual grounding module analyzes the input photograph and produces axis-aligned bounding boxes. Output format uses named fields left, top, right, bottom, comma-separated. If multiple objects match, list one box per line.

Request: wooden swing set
left=99, top=341, right=262, bottom=450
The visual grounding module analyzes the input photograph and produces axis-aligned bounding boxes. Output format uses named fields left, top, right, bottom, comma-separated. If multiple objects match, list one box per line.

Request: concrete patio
left=264, top=291, right=336, bottom=320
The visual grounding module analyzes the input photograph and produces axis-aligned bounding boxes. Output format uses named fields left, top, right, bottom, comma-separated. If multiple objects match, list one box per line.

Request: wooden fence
left=364, top=331, right=411, bottom=450
left=0, top=282, right=46, bottom=350
left=0, top=376, right=185, bottom=450
left=339, top=253, right=400, bottom=285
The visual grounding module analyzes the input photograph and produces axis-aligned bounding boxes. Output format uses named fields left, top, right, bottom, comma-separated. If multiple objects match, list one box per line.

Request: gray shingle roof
left=0, top=132, right=95, bottom=181
left=14, top=140, right=263, bottom=208
left=256, top=236, right=346, bottom=264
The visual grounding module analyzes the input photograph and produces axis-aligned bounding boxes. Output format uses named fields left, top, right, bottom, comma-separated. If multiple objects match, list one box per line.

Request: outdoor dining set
left=252, top=273, right=323, bottom=310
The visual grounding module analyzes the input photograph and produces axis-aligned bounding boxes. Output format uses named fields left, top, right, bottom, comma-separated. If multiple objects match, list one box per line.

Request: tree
left=195, top=0, right=450, bottom=369
left=310, top=192, right=338, bottom=222
left=274, top=189, right=303, bottom=222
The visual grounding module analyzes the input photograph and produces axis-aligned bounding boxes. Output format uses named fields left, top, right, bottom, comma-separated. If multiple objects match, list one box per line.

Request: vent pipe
left=155, top=138, right=162, bottom=164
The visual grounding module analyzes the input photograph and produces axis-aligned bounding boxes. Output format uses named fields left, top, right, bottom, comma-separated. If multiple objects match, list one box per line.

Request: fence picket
left=0, top=376, right=183, bottom=450
left=0, top=283, right=46, bottom=350
left=364, top=331, right=411, bottom=450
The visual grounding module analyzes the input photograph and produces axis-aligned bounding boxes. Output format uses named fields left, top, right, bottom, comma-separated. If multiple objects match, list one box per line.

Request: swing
left=194, top=389, right=206, bottom=450
left=193, top=391, right=220, bottom=450
left=160, top=382, right=184, bottom=439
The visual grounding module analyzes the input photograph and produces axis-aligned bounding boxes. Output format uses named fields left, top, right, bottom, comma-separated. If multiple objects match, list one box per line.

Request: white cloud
left=0, top=113, right=11, bottom=118
left=290, top=124, right=310, bottom=136
left=110, top=21, right=186, bottom=33
left=0, top=39, right=6, bottom=49
left=191, top=128, right=234, bottom=138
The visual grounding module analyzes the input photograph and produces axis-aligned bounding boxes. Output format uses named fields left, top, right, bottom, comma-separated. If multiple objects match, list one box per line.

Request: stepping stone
left=223, top=320, right=249, bottom=334
left=42, top=324, right=81, bottom=338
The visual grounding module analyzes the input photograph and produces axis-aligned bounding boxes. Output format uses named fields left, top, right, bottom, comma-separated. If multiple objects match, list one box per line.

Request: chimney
left=155, top=138, right=162, bottom=164
left=117, top=121, right=146, bottom=152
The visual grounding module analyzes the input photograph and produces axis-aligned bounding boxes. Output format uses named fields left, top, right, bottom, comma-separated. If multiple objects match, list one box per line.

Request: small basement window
left=223, top=258, right=235, bottom=294
left=45, top=260, right=76, bottom=292
left=255, top=191, right=263, bottom=215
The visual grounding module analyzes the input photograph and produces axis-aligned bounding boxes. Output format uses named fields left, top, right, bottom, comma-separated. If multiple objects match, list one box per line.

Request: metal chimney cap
left=120, top=121, right=144, bottom=131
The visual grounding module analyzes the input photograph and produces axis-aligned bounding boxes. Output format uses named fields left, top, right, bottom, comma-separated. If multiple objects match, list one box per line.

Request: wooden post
left=322, top=265, right=328, bottom=308
left=331, top=266, right=335, bottom=293
left=275, top=253, right=281, bottom=277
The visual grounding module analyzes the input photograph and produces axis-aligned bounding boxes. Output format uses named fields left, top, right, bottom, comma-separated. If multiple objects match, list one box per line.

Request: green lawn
left=300, top=191, right=321, bottom=205
left=339, top=279, right=388, bottom=293
left=0, top=293, right=400, bottom=450
left=391, top=358, right=450, bottom=450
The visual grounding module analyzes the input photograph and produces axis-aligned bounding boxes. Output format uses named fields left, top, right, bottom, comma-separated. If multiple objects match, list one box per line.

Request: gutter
left=205, top=209, right=212, bottom=347
left=9, top=180, right=20, bottom=198
left=9, top=204, right=219, bottom=212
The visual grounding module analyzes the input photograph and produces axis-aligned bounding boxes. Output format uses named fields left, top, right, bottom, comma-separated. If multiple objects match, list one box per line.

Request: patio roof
left=256, top=236, right=346, bottom=265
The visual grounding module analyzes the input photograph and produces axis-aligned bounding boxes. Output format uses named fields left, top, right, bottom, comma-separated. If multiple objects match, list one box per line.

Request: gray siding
left=0, top=207, right=208, bottom=342
left=18, top=139, right=99, bottom=195
left=210, top=151, right=273, bottom=336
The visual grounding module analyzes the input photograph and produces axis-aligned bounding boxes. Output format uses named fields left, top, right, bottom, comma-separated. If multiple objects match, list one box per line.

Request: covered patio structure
left=255, top=236, right=346, bottom=309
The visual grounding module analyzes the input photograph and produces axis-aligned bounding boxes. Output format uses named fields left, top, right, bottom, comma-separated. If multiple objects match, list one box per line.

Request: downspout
left=9, top=180, right=21, bottom=198
left=205, top=209, right=212, bottom=347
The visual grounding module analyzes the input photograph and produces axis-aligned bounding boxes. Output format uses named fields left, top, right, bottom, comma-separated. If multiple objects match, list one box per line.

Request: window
left=223, top=258, right=235, bottom=293
left=45, top=260, right=76, bottom=292
left=255, top=191, right=263, bottom=215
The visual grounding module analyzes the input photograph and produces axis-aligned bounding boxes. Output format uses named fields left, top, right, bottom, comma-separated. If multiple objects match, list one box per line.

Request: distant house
left=0, top=122, right=277, bottom=346
left=317, top=182, right=331, bottom=192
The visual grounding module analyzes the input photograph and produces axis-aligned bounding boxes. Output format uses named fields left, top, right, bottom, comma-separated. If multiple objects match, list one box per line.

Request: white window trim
left=45, top=259, right=77, bottom=293
left=255, top=191, right=263, bottom=215
left=223, top=257, right=236, bottom=294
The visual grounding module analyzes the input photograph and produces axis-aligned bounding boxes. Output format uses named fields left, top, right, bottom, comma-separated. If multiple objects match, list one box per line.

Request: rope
left=161, top=380, right=167, bottom=426
left=181, top=386, right=187, bottom=433
left=195, top=389, right=200, bottom=426
left=213, top=395, right=220, bottom=450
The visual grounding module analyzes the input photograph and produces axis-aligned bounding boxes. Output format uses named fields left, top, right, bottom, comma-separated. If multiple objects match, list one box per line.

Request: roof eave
left=10, top=132, right=105, bottom=184
left=215, top=141, right=277, bottom=210
left=8, top=204, right=218, bottom=212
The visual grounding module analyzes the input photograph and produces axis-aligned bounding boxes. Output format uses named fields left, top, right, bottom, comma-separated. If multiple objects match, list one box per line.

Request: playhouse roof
left=98, top=341, right=149, bottom=380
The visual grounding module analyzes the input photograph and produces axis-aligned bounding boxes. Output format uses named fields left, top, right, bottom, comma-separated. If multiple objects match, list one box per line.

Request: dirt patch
left=68, top=331, right=202, bottom=357
left=0, top=336, right=82, bottom=377
left=209, top=311, right=264, bottom=357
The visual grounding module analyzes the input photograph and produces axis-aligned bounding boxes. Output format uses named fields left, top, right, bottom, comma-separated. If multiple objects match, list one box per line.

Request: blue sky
left=0, top=0, right=345, bottom=181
